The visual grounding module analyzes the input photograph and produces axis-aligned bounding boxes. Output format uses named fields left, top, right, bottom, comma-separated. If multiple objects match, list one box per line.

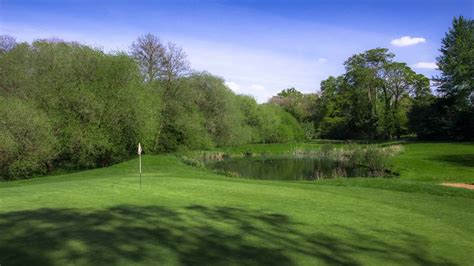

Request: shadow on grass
left=432, top=154, right=474, bottom=168
left=0, top=205, right=455, bottom=265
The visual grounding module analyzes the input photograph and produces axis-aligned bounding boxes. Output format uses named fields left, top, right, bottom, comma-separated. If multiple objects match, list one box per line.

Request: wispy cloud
left=391, top=36, right=426, bottom=47
left=224, top=81, right=241, bottom=93
left=412, top=61, right=437, bottom=69
left=316, top=58, right=328, bottom=64
left=250, top=84, right=265, bottom=91
left=181, top=38, right=338, bottom=102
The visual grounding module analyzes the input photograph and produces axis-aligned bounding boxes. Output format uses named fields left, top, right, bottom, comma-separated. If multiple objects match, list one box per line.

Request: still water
left=205, top=156, right=380, bottom=180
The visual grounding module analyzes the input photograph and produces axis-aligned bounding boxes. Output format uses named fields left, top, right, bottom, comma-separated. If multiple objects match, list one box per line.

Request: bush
left=347, top=145, right=393, bottom=177
left=0, top=41, right=158, bottom=177
left=257, top=104, right=305, bottom=143
left=0, top=97, right=58, bottom=179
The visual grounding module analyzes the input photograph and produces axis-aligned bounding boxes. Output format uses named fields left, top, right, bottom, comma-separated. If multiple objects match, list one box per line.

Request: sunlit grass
left=0, top=142, right=473, bottom=265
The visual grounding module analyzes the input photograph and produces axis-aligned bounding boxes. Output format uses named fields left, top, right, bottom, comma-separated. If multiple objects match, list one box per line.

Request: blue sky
left=1, top=0, right=472, bottom=102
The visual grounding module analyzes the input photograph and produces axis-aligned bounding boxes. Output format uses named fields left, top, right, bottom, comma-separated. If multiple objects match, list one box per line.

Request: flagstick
left=139, top=153, right=142, bottom=190
left=138, top=142, right=143, bottom=190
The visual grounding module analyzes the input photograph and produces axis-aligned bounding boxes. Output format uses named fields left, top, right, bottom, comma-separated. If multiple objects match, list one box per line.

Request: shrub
left=0, top=97, right=58, bottom=179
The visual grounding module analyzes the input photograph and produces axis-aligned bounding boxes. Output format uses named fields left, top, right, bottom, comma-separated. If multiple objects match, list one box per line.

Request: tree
left=434, top=16, right=474, bottom=103
left=343, top=48, right=395, bottom=139
left=277, top=87, right=303, bottom=98
left=131, top=34, right=191, bottom=151
left=435, top=16, right=473, bottom=139
left=383, top=62, right=428, bottom=138
left=270, top=88, right=311, bottom=121
left=315, top=76, right=347, bottom=138
left=0, top=35, right=17, bottom=53
left=188, top=73, right=252, bottom=146
left=236, top=95, right=264, bottom=142
left=0, top=97, right=58, bottom=179
left=0, top=40, right=157, bottom=179
left=131, top=34, right=164, bottom=82
left=256, top=104, right=305, bottom=143
left=315, top=48, right=428, bottom=139
left=270, top=88, right=318, bottom=139
left=411, top=16, right=474, bottom=140
left=131, top=34, right=191, bottom=84
left=158, top=42, right=191, bottom=83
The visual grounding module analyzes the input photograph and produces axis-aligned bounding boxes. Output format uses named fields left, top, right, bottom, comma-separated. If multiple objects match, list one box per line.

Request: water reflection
left=205, top=156, right=386, bottom=180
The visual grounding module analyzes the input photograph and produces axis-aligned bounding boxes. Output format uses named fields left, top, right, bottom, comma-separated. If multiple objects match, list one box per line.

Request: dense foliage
left=0, top=41, right=156, bottom=178
left=410, top=16, right=474, bottom=140
left=269, top=88, right=319, bottom=139
left=0, top=38, right=303, bottom=180
left=271, top=50, right=430, bottom=140
left=269, top=16, right=473, bottom=141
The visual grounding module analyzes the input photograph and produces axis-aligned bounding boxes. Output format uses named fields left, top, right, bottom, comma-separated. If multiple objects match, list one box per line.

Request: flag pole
left=138, top=142, right=142, bottom=189
left=139, top=153, right=142, bottom=189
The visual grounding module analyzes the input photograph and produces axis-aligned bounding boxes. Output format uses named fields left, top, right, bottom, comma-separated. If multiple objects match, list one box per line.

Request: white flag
left=138, top=143, right=142, bottom=155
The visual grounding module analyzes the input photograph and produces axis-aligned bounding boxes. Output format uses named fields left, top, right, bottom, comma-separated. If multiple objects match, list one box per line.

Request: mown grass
left=0, top=142, right=473, bottom=265
left=391, top=142, right=474, bottom=182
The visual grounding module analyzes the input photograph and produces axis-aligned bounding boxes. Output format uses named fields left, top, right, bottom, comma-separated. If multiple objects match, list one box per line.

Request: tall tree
left=434, top=16, right=474, bottom=103
left=343, top=48, right=394, bottom=138
left=131, top=34, right=191, bottom=151
left=316, top=48, right=428, bottom=139
left=315, top=76, right=347, bottom=138
left=383, top=62, right=426, bottom=138
left=131, top=34, right=164, bottom=82
left=414, top=16, right=474, bottom=140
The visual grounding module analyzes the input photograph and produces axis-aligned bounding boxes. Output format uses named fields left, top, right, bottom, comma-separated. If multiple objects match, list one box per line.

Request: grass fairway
left=1, top=143, right=473, bottom=265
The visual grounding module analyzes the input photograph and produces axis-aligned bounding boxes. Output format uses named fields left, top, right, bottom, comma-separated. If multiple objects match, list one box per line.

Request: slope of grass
left=1, top=146, right=474, bottom=265
left=391, top=142, right=474, bottom=182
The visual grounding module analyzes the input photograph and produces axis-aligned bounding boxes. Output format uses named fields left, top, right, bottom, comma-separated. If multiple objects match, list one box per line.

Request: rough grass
left=0, top=142, right=473, bottom=265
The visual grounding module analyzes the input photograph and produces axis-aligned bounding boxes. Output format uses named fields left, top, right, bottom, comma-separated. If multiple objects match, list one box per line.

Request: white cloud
left=224, top=81, right=241, bottom=93
left=391, top=36, right=426, bottom=47
left=250, top=84, right=265, bottom=91
left=181, top=38, right=335, bottom=102
left=316, top=58, right=328, bottom=64
left=412, top=62, right=437, bottom=69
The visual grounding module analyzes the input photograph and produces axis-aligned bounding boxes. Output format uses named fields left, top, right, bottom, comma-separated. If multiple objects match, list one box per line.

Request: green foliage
left=349, top=145, right=392, bottom=176
left=0, top=40, right=158, bottom=179
left=256, top=104, right=305, bottom=143
left=153, top=72, right=306, bottom=152
left=315, top=49, right=430, bottom=140
left=270, top=88, right=319, bottom=138
left=0, top=39, right=305, bottom=179
left=413, top=16, right=474, bottom=141
left=0, top=97, right=58, bottom=179
left=235, top=95, right=265, bottom=142
left=188, top=73, right=252, bottom=147
left=435, top=16, right=474, bottom=101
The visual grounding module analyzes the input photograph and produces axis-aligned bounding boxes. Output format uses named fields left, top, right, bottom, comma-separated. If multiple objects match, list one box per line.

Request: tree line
left=0, top=16, right=472, bottom=180
left=271, top=16, right=473, bottom=141
left=0, top=36, right=303, bottom=179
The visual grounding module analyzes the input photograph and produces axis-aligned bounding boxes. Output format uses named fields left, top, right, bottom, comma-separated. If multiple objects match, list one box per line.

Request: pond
left=204, top=156, right=388, bottom=180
